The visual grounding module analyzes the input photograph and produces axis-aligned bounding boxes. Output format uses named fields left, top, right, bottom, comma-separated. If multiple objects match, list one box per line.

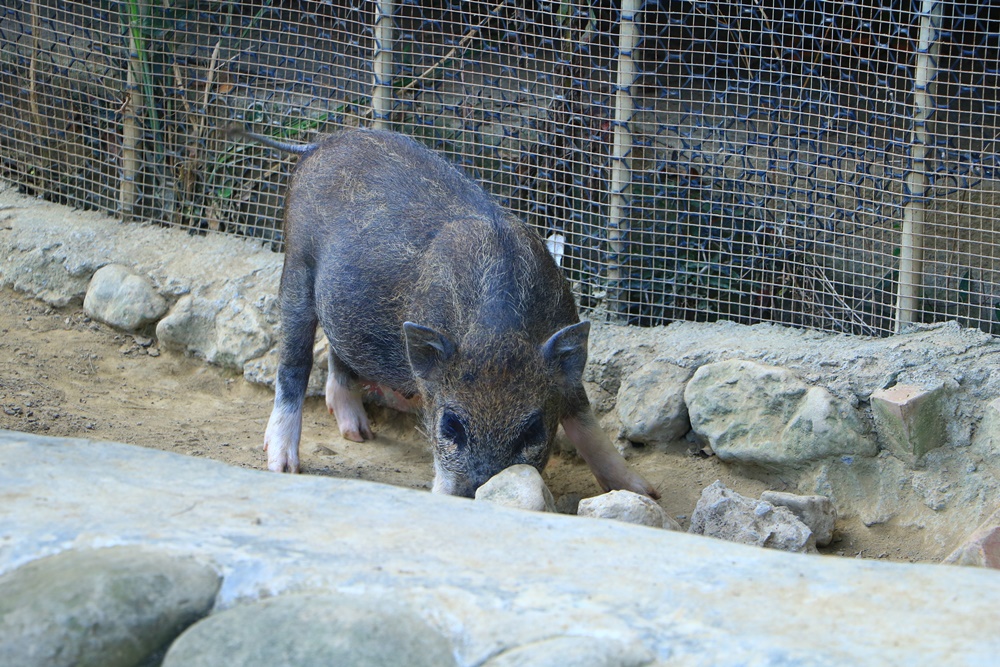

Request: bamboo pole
left=606, top=0, right=640, bottom=317
left=120, top=6, right=142, bottom=221
left=371, top=0, right=394, bottom=130
left=895, top=0, right=941, bottom=332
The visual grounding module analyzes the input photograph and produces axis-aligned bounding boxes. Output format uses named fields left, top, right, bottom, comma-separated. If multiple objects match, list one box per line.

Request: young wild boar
left=233, top=126, right=657, bottom=499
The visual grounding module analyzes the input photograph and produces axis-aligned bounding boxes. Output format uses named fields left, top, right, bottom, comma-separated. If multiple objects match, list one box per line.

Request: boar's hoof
left=263, top=442, right=300, bottom=474
left=339, top=423, right=375, bottom=443
left=326, top=381, right=375, bottom=442
left=598, top=468, right=660, bottom=501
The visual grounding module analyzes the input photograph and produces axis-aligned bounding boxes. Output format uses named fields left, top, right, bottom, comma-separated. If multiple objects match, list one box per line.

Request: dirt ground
left=0, top=287, right=919, bottom=562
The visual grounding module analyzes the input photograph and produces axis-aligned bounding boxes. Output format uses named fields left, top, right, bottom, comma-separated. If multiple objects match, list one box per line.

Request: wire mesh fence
left=2, top=1, right=999, bottom=336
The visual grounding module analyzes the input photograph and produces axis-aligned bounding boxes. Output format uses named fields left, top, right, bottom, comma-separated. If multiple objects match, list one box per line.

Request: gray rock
left=578, top=490, right=681, bottom=531
left=684, top=359, right=875, bottom=469
left=2, top=245, right=95, bottom=307
left=157, top=295, right=272, bottom=370
left=211, top=301, right=272, bottom=368
left=475, top=464, right=556, bottom=512
left=162, top=594, right=456, bottom=667
left=690, top=481, right=816, bottom=553
left=616, top=360, right=692, bottom=447
left=483, top=636, right=654, bottom=667
left=156, top=294, right=214, bottom=353
left=759, top=491, right=837, bottom=547
left=0, top=546, right=219, bottom=667
left=83, top=264, right=168, bottom=331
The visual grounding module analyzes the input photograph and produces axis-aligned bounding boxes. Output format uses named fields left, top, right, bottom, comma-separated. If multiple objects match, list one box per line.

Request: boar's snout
left=429, top=406, right=555, bottom=498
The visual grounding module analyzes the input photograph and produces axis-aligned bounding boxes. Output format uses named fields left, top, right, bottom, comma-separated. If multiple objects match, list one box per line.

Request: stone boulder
left=83, top=264, right=168, bottom=331
left=162, top=594, right=457, bottom=667
left=156, top=294, right=272, bottom=370
left=684, top=359, right=875, bottom=469
left=577, top=490, right=682, bottom=531
left=0, top=546, right=220, bottom=667
left=690, top=481, right=816, bottom=553
left=1, top=243, right=97, bottom=307
left=616, top=359, right=692, bottom=447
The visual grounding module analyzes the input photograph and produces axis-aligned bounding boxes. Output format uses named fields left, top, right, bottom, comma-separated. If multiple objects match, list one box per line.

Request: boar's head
left=403, top=320, right=590, bottom=497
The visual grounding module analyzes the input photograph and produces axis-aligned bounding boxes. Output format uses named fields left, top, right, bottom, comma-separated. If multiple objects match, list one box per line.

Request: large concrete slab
left=1, top=430, right=997, bottom=666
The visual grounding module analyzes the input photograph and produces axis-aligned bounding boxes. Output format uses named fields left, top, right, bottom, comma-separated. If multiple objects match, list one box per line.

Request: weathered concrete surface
left=1, top=430, right=998, bottom=666
left=871, top=381, right=953, bottom=461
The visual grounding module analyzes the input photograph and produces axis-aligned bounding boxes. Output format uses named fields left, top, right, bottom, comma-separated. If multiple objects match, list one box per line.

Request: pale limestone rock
left=578, top=490, right=681, bottom=531
left=684, top=359, right=874, bottom=469
left=475, top=464, right=556, bottom=512
left=84, top=263, right=167, bottom=331
left=759, top=491, right=837, bottom=547
left=690, top=481, right=816, bottom=553
left=616, top=359, right=692, bottom=448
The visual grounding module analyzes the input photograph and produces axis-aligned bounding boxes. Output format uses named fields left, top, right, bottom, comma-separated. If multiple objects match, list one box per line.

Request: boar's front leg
left=562, top=408, right=660, bottom=500
left=325, top=348, right=374, bottom=442
left=263, top=281, right=318, bottom=473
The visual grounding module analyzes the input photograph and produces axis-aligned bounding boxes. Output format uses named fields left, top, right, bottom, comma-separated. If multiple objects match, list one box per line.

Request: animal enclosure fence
left=2, top=1, right=999, bottom=336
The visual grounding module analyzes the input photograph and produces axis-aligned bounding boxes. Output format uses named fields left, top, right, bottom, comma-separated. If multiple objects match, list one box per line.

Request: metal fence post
left=372, top=0, right=394, bottom=130
left=896, top=0, right=941, bottom=333
left=606, top=0, right=640, bottom=318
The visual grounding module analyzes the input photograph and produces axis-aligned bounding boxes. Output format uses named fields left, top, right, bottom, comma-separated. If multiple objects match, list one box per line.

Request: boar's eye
left=517, top=413, right=546, bottom=451
left=439, top=411, right=468, bottom=450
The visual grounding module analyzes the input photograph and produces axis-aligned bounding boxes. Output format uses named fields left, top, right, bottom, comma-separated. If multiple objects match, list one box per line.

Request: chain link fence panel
left=2, top=1, right=998, bottom=335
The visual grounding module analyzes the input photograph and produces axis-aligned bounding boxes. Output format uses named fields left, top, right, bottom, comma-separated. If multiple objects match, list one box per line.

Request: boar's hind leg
left=562, top=409, right=660, bottom=500
left=325, top=348, right=375, bottom=442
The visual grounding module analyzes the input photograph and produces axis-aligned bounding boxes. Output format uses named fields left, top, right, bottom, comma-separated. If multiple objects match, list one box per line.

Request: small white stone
left=84, top=264, right=167, bottom=331
left=474, top=465, right=555, bottom=512
left=577, top=490, right=680, bottom=531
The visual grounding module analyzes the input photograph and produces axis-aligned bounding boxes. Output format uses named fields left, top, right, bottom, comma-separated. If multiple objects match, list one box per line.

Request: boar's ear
left=541, top=320, right=590, bottom=386
left=403, top=322, right=456, bottom=380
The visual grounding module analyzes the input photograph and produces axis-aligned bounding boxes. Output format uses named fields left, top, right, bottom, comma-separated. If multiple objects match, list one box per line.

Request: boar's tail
left=225, top=124, right=319, bottom=155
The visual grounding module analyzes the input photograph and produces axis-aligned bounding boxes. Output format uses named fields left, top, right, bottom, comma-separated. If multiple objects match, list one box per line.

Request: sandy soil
left=0, top=287, right=918, bottom=562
